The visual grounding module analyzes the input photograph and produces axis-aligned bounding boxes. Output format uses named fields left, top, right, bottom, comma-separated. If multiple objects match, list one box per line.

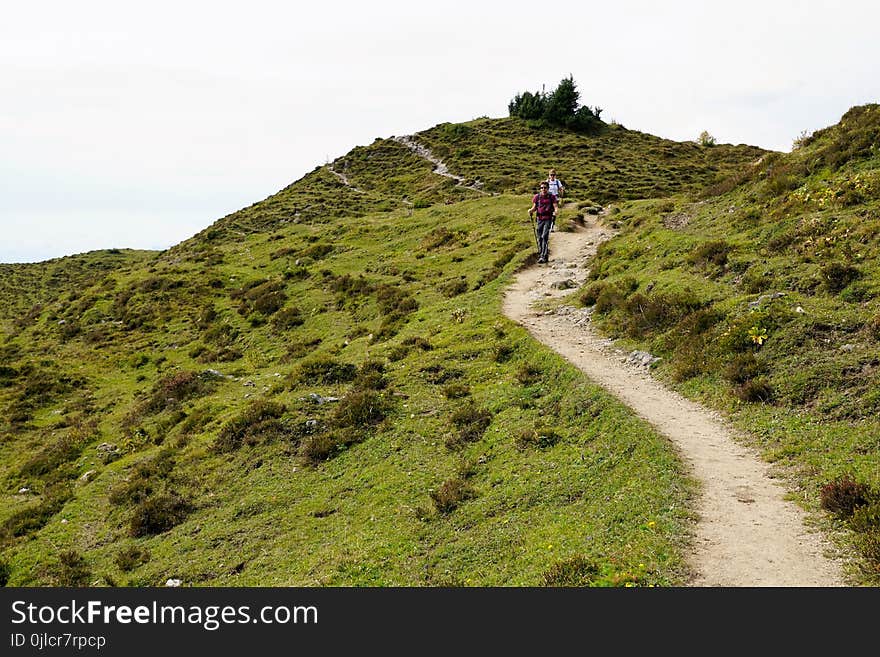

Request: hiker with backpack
left=527, top=181, right=559, bottom=264
left=546, top=169, right=564, bottom=231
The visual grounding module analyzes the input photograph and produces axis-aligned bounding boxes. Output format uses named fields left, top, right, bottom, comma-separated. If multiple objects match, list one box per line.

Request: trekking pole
left=529, top=213, right=539, bottom=252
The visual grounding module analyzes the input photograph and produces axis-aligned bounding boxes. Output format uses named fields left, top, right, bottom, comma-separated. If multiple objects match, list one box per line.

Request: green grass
left=0, top=194, right=696, bottom=587
left=574, top=104, right=880, bottom=583
left=2, top=103, right=877, bottom=586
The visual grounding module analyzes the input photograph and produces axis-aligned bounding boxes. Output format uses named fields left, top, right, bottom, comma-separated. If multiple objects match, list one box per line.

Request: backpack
left=547, top=178, right=564, bottom=198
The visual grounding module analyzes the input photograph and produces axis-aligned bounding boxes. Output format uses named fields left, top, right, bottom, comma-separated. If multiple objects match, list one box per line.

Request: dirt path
left=503, top=214, right=848, bottom=586
left=391, top=135, right=490, bottom=194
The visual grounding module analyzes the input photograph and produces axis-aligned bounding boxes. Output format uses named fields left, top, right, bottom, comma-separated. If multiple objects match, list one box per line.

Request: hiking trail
left=391, top=135, right=490, bottom=194
left=503, top=211, right=848, bottom=586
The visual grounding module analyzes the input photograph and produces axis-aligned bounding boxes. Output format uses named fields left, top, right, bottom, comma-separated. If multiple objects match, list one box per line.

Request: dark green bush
left=143, top=371, right=215, bottom=413
left=231, top=279, right=287, bottom=316
left=1, top=483, right=72, bottom=539
left=298, top=431, right=357, bottom=465
left=447, top=403, right=492, bottom=448
left=53, top=550, right=92, bottom=587
left=353, top=360, right=387, bottom=390
left=272, top=306, right=304, bottom=330
left=735, top=378, right=774, bottom=403
left=294, top=358, right=357, bottom=385
left=115, top=546, right=151, bottom=572
left=493, top=342, right=515, bottom=363
left=213, top=400, right=287, bottom=453
left=821, top=263, right=862, bottom=294
left=687, top=240, right=731, bottom=268
left=440, top=278, right=469, bottom=298
left=333, top=390, right=391, bottom=428
left=850, top=501, right=880, bottom=533
left=723, top=353, right=768, bottom=384
left=129, top=493, right=193, bottom=537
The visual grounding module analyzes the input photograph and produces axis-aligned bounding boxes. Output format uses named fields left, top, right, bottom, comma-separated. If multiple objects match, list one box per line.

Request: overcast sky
left=2, top=0, right=878, bottom=263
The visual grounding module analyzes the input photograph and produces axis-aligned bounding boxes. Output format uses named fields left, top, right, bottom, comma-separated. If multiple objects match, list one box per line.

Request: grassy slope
left=573, top=104, right=880, bottom=582
left=13, top=110, right=861, bottom=587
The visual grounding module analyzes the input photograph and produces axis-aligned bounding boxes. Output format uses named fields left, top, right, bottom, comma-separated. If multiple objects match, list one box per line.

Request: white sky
left=2, top=0, right=879, bottom=263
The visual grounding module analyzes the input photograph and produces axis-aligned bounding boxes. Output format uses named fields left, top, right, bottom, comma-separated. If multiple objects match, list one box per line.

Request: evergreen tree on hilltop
left=509, top=76, right=603, bottom=133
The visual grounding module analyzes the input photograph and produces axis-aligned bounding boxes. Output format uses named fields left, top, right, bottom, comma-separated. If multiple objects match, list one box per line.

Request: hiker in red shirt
left=528, top=181, right=558, bottom=264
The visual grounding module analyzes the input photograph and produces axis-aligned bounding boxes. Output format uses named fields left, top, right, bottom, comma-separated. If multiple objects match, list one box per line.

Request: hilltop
left=1, top=105, right=878, bottom=587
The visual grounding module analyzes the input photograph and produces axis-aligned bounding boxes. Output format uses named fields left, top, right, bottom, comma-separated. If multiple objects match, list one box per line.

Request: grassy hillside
left=2, top=106, right=877, bottom=586
left=573, top=104, right=880, bottom=581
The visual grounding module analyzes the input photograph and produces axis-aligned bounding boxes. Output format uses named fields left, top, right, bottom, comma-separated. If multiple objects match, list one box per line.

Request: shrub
left=855, top=529, right=880, bottom=574
left=108, top=450, right=175, bottom=506
left=1, top=483, right=72, bottom=539
left=421, top=364, right=463, bottom=384
left=115, top=546, right=151, bottom=572
left=723, top=353, right=767, bottom=384
left=53, top=550, right=91, bottom=587
left=387, top=345, right=409, bottom=362
left=735, top=378, right=774, bottom=403
left=440, top=278, right=469, bottom=298
left=867, top=315, right=880, bottom=341
left=516, top=363, right=543, bottom=385
left=493, top=342, right=515, bottom=363
left=213, top=400, right=287, bottom=453
left=443, top=383, right=471, bottom=399
left=850, top=501, right=880, bottom=533
left=298, top=431, right=355, bottom=465
left=579, top=283, right=606, bottom=306
left=543, top=556, right=599, bottom=586
left=333, top=390, right=391, bottom=428
left=294, top=358, right=357, bottom=385
left=272, top=306, right=304, bottom=330
left=143, top=371, right=214, bottom=414
left=20, top=426, right=92, bottom=477
left=0, top=560, right=10, bottom=586
left=687, top=240, right=730, bottom=268
left=447, top=403, right=492, bottom=448
left=129, top=493, right=192, bottom=537
left=353, top=360, right=387, bottom=390
left=821, top=263, right=861, bottom=294
left=232, top=279, right=287, bottom=316
left=820, top=475, right=871, bottom=518
left=697, top=131, right=716, bottom=147
left=624, top=291, right=703, bottom=338
left=430, top=478, right=475, bottom=515
left=401, top=336, right=433, bottom=351
left=515, top=426, right=563, bottom=450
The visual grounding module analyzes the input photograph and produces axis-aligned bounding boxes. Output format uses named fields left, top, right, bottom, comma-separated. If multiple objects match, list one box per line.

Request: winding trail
left=391, top=135, right=490, bottom=194
left=503, top=213, right=848, bottom=586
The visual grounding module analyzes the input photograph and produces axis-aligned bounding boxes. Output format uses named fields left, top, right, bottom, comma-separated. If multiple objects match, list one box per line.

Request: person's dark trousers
left=536, top=218, right=552, bottom=261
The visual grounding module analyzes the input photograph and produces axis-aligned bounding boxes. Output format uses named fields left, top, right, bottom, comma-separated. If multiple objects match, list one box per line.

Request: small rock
left=840, top=344, right=855, bottom=352
left=18, top=487, right=30, bottom=494
left=165, top=578, right=182, bottom=587
left=79, top=470, right=97, bottom=483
